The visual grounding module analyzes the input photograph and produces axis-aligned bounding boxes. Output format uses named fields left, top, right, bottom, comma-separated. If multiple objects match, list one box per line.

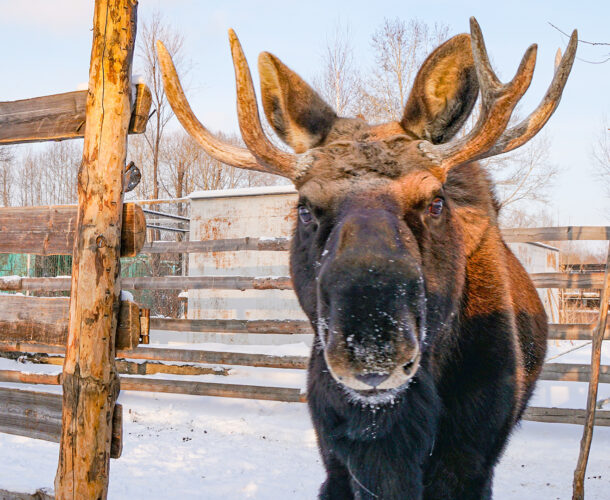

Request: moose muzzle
left=316, top=207, right=425, bottom=393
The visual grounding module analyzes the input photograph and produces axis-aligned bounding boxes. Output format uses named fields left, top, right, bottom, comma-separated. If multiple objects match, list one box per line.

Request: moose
left=157, top=17, right=577, bottom=499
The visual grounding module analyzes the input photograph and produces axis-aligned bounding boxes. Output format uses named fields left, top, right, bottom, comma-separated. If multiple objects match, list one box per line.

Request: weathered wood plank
left=0, top=488, right=54, bottom=500
left=530, top=272, right=605, bottom=289
left=540, top=363, right=610, bottom=384
left=0, top=295, right=143, bottom=350
left=121, top=275, right=294, bottom=290
left=1, top=351, right=230, bottom=377
left=502, top=226, right=610, bottom=243
left=118, top=346, right=308, bottom=370
left=120, top=377, right=306, bottom=402
left=0, top=275, right=295, bottom=292
left=0, top=202, right=146, bottom=257
left=522, top=406, right=610, bottom=426
left=0, top=387, right=122, bottom=458
left=4, top=272, right=604, bottom=292
left=150, top=317, right=312, bottom=334
left=141, top=237, right=291, bottom=254
left=0, top=342, right=308, bottom=370
left=547, top=324, right=596, bottom=341
left=0, top=386, right=62, bottom=443
left=0, top=83, right=151, bottom=146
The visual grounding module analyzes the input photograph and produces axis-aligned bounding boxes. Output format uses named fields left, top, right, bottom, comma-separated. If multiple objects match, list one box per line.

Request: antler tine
left=156, top=40, right=266, bottom=172
left=478, top=29, right=578, bottom=160
left=228, top=30, right=297, bottom=179
left=420, top=17, right=537, bottom=171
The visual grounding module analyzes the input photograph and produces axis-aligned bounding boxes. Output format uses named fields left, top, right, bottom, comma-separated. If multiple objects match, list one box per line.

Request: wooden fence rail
left=0, top=203, right=146, bottom=257
left=0, top=387, right=123, bottom=458
left=0, top=371, right=607, bottom=425
left=0, top=295, right=146, bottom=350
left=2, top=272, right=609, bottom=292
left=0, top=84, right=151, bottom=146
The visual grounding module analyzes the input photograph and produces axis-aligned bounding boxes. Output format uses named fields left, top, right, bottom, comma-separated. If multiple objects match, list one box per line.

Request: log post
left=54, top=1, right=137, bottom=498
left=572, top=242, right=610, bottom=500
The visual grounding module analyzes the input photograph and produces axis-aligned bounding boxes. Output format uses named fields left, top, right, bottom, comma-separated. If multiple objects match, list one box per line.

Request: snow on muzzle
left=315, top=208, right=426, bottom=393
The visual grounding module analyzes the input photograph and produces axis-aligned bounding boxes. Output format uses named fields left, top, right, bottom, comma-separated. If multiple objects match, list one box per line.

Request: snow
left=0, top=341, right=609, bottom=498
left=121, top=290, right=135, bottom=302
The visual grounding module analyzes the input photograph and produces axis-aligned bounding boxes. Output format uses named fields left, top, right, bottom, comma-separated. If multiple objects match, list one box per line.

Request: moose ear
left=258, top=52, right=337, bottom=153
left=401, top=34, right=478, bottom=144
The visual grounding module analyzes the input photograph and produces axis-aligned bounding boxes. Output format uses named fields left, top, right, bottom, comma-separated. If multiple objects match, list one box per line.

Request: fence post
left=572, top=242, right=610, bottom=500
left=54, top=0, right=137, bottom=498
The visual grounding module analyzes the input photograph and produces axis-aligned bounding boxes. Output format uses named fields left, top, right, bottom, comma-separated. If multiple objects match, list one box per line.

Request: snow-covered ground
left=0, top=338, right=609, bottom=499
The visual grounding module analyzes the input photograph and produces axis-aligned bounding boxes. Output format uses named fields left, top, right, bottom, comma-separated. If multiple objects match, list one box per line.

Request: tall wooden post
left=54, top=1, right=137, bottom=498
left=572, top=243, right=610, bottom=500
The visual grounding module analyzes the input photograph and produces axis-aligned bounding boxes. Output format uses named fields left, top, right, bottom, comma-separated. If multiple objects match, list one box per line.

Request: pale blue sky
left=1, top=1, right=609, bottom=225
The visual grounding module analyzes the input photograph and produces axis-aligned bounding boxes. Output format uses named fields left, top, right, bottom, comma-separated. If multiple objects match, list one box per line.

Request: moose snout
left=316, top=206, right=426, bottom=394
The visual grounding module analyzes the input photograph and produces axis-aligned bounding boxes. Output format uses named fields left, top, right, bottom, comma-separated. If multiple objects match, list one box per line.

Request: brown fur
left=259, top=30, right=548, bottom=499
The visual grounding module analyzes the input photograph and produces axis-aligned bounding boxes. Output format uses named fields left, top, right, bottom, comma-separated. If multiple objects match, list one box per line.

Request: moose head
left=157, top=18, right=576, bottom=398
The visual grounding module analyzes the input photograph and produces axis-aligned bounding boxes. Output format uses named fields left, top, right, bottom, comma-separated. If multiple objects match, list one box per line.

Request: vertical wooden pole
left=54, top=1, right=137, bottom=498
left=572, top=242, right=610, bottom=500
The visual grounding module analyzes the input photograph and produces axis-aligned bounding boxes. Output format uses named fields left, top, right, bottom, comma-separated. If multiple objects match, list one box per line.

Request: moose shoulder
left=158, top=17, right=577, bottom=500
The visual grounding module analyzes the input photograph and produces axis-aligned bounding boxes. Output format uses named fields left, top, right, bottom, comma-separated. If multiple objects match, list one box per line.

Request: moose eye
left=298, top=205, right=313, bottom=224
left=428, top=197, right=444, bottom=217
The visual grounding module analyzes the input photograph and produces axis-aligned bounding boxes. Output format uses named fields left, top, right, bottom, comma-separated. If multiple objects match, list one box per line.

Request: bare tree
left=592, top=117, right=610, bottom=198
left=314, top=22, right=362, bottom=116
left=136, top=11, right=188, bottom=201
left=0, top=147, right=13, bottom=206
left=484, top=133, right=558, bottom=225
left=14, top=141, right=80, bottom=207
left=361, top=18, right=449, bottom=122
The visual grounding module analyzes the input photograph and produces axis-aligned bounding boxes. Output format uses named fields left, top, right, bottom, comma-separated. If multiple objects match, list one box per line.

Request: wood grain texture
left=573, top=245, right=610, bottom=499
left=150, top=317, right=312, bottom=334
left=502, top=226, right=610, bottom=243
left=0, top=387, right=122, bottom=458
left=0, top=295, right=142, bottom=350
left=54, top=1, right=136, bottom=497
left=0, top=83, right=151, bottom=146
left=141, top=237, right=291, bottom=254
left=0, top=203, right=146, bottom=256
left=522, top=407, right=610, bottom=427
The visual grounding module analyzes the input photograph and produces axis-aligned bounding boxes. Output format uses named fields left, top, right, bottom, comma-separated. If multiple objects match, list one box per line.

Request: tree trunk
left=54, top=1, right=137, bottom=498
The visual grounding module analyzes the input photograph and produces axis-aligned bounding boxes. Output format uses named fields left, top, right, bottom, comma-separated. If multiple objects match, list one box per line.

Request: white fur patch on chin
left=341, top=379, right=412, bottom=408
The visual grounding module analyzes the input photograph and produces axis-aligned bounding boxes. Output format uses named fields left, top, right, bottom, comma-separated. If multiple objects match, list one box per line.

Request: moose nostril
left=355, top=372, right=390, bottom=388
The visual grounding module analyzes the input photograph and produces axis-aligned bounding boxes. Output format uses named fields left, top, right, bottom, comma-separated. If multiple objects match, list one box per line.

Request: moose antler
left=420, top=17, right=577, bottom=171
left=157, top=34, right=299, bottom=179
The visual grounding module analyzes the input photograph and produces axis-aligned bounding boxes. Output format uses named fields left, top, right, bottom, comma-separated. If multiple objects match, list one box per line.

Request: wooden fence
left=0, top=0, right=150, bottom=496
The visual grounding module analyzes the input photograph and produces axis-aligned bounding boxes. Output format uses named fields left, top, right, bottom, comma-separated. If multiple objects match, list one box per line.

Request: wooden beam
left=522, top=406, right=610, bottom=426
left=150, top=317, right=312, bottom=334
left=573, top=243, right=610, bottom=499
left=540, top=363, right=610, bottom=384
left=0, top=83, right=151, bottom=146
left=0, top=295, right=143, bottom=350
left=141, top=237, right=291, bottom=254
left=0, top=202, right=146, bottom=257
left=530, top=272, right=605, bottom=289
left=119, top=346, right=309, bottom=369
left=6, top=272, right=606, bottom=293
left=0, top=387, right=122, bottom=458
left=547, top=324, right=596, bottom=341
left=122, top=275, right=293, bottom=290
left=119, top=377, right=306, bottom=402
left=55, top=1, right=136, bottom=497
left=0, top=343, right=309, bottom=370
left=1, top=351, right=230, bottom=377
left=502, top=226, right=610, bottom=242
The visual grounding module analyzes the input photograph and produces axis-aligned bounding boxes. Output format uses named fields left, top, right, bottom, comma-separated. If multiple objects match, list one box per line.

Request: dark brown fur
left=259, top=33, right=547, bottom=499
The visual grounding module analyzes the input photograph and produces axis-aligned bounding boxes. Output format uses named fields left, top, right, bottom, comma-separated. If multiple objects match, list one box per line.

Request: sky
left=1, top=0, right=609, bottom=226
